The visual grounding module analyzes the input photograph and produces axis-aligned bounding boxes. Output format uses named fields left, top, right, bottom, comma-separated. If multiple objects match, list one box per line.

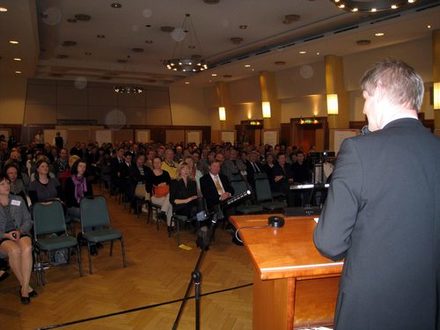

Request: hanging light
left=329, top=0, right=417, bottom=13
left=164, top=13, right=208, bottom=73
left=113, top=86, right=143, bottom=94
left=434, top=82, right=440, bottom=110
left=327, top=94, right=339, bottom=115
left=262, top=101, right=271, bottom=118
left=218, top=106, right=226, bottom=121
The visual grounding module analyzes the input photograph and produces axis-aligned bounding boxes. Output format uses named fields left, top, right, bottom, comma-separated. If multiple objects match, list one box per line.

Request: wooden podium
left=230, top=215, right=343, bottom=330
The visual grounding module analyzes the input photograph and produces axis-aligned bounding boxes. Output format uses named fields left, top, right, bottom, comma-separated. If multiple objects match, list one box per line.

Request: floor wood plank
left=0, top=189, right=253, bottom=330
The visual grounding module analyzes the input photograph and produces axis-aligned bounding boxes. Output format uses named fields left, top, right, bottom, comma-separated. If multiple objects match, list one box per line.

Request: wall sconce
left=262, top=101, right=271, bottom=118
left=327, top=94, right=339, bottom=115
left=218, top=106, right=226, bottom=121
left=434, top=82, right=440, bottom=110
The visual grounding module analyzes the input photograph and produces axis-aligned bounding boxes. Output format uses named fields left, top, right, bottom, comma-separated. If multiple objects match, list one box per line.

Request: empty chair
left=79, top=196, right=127, bottom=274
left=230, top=179, right=263, bottom=215
left=33, top=201, right=82, bottom=285
left=254, top=176, right=286, bottom=212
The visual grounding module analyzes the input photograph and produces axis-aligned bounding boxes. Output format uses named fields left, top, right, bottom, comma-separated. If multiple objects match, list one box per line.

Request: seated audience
left=291, top=151, right=312, bottom=184
left=28, top=159, right=62, bottom=204
left=64, top=159, right=93, bottom=220
left=161, top=149, right=178, bottom=179
left=4, top=163, right=29, bottom=207
left=271, top=152, right=293, bottom=196
left=151, top=157, right=172, bottom=226
left=184, top=156, right=203, bottom=195
left=169, top=162, right=199, bottom=231
left=129, top=153, right=153, bottom=212
left=0, top=174, right=35, bottom=304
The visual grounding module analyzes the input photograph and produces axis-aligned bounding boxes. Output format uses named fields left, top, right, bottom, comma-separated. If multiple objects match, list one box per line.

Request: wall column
left=433, top=30, right=440, bottom=133
left=215, top=81, right=234, bottom=131
left=325, top=55, right=349, bottom=150
left=259, top=71, right=281, bottom=130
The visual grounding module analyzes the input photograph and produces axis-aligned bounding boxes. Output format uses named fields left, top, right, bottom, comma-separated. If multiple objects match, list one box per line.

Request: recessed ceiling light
left=427, top=24, right=432, bottom=29
left=251, top=68, right=255, bottom=72
left=374, top=32, right=385, bottom=37
left=13, top=58, right=22, bottom=61
left=299, top=51, right=307, bottom=54
left=145, top=40, right=153, bottom=44
left=185, top=81, right=190, bottom=85
left=316, top=52, right=320, bottom=55
left=145, top=24, right=151, bottom=28
left=244, top=64, right=251, bottom=68
left=15, top=71, right=21, bottom=74
left=211, top=73, right=217, bottom=77
left=239, top=25, right=248, bottom=30
left=408, top=0, right=415, bottom=3
left=0, top=6, right=8, bottom=12
left=351, top=7, right=358, bottom=12
left=338, top=4, right=345, bottom=8
left=9, top=40, right=19, bottom=45
left=111, top=2, right=122, bottom=8
left=391, top=4, right=398, bottom=9
left=371, top=8, right=377, bottom=12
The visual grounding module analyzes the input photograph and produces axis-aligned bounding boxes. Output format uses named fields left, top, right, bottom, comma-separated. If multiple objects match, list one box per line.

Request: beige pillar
left=325, top=55, right=349, bottom=130
left=215, top=81, right=233, bottom=131
left=259, top=71, right=281, bottom=130
left=433, top=30, right=440, bottom=132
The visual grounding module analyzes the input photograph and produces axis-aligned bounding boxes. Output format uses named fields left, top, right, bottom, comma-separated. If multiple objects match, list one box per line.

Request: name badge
left=11, top=200, right=21, bottom=206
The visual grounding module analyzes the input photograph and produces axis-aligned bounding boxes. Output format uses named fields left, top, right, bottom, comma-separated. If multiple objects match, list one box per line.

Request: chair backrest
left=254, top=177, right=272, bottom=202
left=231, top=180, right=249, bottom=196
left=33, top=201, right=67, bottom=237
left=230, top=173, right=243, bottom=182
left=254, top=172, right=268, bottom=180
left=80, top=196, right=111, bottom=231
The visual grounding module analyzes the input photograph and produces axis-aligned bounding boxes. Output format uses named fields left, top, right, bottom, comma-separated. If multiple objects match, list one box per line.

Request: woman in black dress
left=169, top=162, right=198, bottom=225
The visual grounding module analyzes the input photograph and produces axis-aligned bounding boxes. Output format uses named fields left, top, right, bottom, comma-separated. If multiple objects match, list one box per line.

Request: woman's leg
left=17, top=237, right=33, bottom=295
left=0, top=240, right=24, bottom=287
left=161, top=195, right=173, bottom=226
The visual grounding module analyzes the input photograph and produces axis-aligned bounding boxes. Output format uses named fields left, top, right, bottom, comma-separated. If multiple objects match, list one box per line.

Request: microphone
left=360, top=125, right=370, bottom=136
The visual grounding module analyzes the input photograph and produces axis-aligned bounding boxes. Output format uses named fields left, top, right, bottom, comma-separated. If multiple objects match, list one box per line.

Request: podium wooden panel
left=230, top=215, right=343, bottom=330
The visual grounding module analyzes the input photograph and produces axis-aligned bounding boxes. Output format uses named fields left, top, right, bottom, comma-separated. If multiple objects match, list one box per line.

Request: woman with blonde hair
left=169, top=162, right=198, bottom=231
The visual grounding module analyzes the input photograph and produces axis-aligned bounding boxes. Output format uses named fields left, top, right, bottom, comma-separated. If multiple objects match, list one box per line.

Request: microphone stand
left=172, top=212, right=219, bottom=330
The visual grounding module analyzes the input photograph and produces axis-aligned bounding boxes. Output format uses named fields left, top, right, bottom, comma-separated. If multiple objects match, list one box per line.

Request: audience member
left=161, top=149, right=178, bottom=179
left=28, top=159, right=61, bottom=204
left=151, top=157, right=172, bottom=226
left=0, top=174, right=35, bottom=304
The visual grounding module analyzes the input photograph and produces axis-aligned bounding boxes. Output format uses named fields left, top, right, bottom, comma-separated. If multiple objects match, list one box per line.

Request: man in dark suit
left=200, top=159, right=243, bottom=245
left=245, top=150, right=263, bottom=189
left=314, top=59, right=440, bottom=330
left=109, top=147, right=124, bottom=195
left=200, top=160, right=234, bottom=212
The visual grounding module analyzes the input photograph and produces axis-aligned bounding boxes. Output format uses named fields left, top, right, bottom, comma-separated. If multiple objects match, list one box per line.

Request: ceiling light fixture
left=113, top=86, right=143, bottom=94
left=244, top=64, right=251, bottom=68
left=163, top=13, right=208, bottom=73
left=299, top=50, right=307, bottom=54
left=0, top=6, right=8, bottom=12
left=15, top=71, right=22, bottom=74
left=13, top=58, right=22, bottom=61
left=374, top=32, right=385, bottom=37
left=9, top=40, right=19, bottom=44
left=111, top=2, right=122, bottom=9
left=330, top=0, right=417, bottom=13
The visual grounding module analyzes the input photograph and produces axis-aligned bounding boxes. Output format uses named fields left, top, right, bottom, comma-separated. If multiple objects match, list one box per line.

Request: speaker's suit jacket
left=200, top=173, right=234, bottom=211
left=314, top=118, right=440, bottom=330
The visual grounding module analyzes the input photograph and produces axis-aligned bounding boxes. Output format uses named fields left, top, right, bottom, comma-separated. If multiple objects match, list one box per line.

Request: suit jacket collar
left=382, top=117, right=421, bottom=130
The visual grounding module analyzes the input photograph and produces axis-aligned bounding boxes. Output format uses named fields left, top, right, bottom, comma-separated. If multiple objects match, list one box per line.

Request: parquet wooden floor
left=0, top=188, right=254, bottom=330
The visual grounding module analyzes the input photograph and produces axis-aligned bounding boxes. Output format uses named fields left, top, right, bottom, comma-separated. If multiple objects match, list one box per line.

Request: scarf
left=72, top=175, right=87, bottom=204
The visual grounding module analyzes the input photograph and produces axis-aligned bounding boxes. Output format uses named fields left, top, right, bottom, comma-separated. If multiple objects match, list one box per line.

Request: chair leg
left=176, top=217, right=181, bottom=246
left=120, top=237, right=127, bottom=268
left=87, top=243, right=93, bottom=274
left=110, top=240, right=114, bottom=256
left=77, top=244, right=83, bottom=276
